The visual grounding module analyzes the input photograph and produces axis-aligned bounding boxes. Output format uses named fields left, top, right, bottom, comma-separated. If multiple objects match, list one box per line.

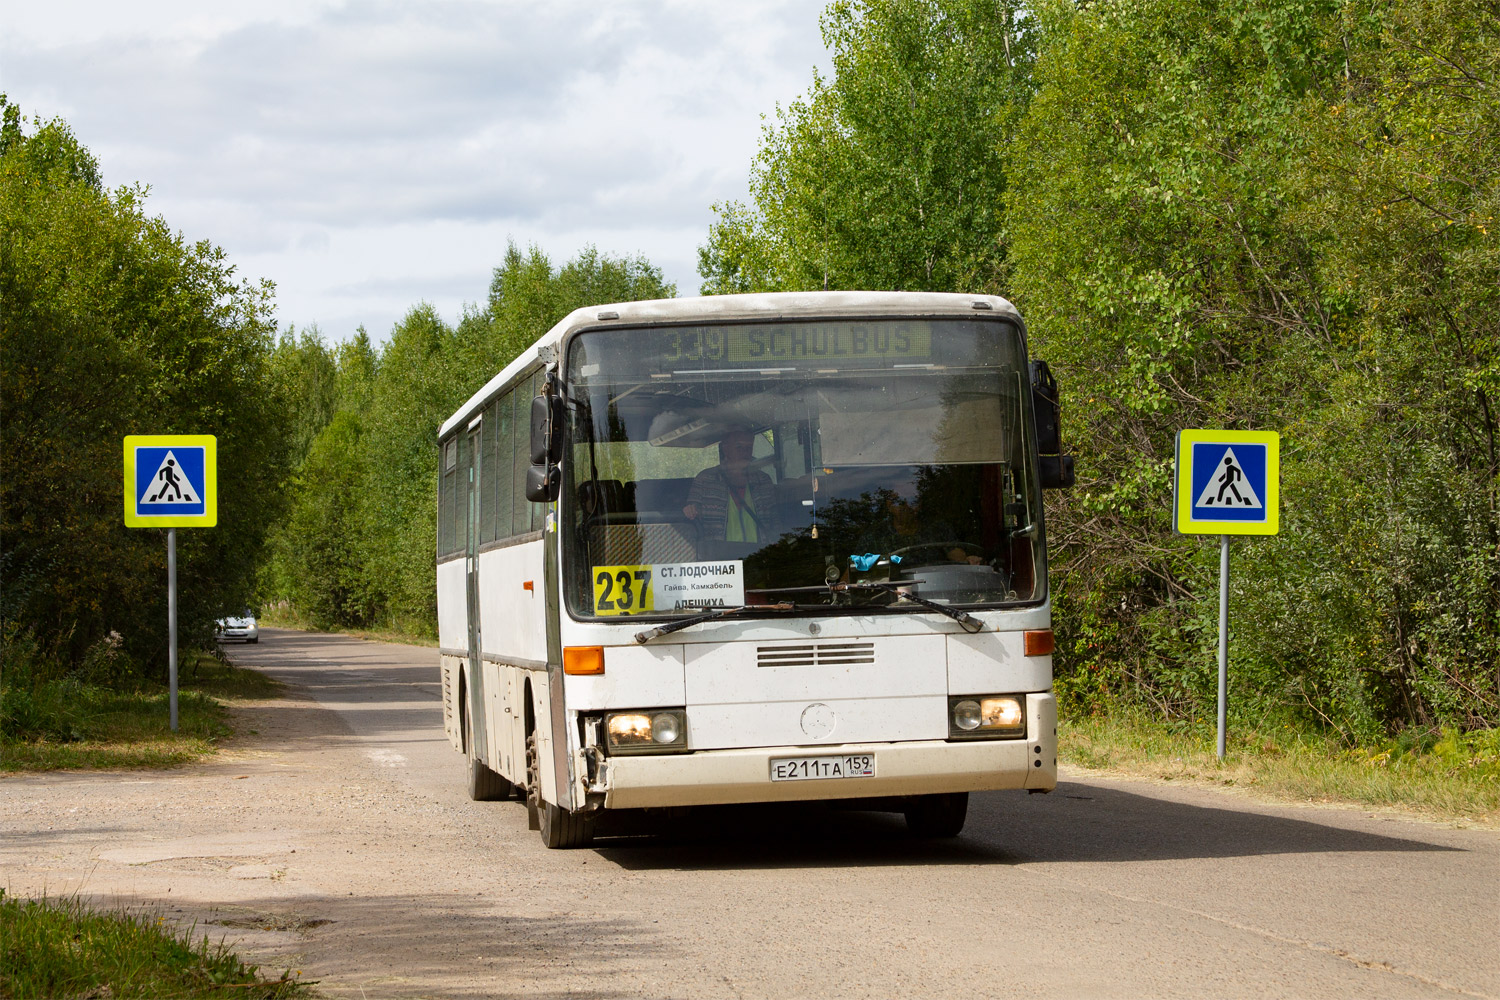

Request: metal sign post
left=168, top=527, right=178, bottom=731
left=1174, top=430, right=1280, bottom=761
left=1217, top=535, right=1229, bottom=759
left=124, top=435, right=217, bottom=733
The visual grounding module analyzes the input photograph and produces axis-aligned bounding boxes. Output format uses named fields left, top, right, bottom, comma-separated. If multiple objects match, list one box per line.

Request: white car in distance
left=216, top=609, right=259, bottom=644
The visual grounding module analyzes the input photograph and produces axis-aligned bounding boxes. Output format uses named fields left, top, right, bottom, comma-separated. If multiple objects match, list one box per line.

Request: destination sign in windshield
left=655, top=322, right=932, bottom=367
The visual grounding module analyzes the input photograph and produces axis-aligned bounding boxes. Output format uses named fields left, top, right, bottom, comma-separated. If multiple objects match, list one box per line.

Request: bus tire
left=527, top=730, right=593, bottom=848
left=464, top=696, right=511, bottom=801
left=539, top=800, right=594, bottom=849
left=904, top=792, right=968, bottom=838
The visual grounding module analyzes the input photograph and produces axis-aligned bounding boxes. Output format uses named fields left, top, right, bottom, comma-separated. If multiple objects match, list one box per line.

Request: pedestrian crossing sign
left=1174, top=429, right=1279, bottom=535
left=124, top=435, right=217, bottom=527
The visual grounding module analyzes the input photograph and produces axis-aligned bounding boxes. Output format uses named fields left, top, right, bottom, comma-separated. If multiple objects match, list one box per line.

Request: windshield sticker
left=592, top=560, right=745, bottom=616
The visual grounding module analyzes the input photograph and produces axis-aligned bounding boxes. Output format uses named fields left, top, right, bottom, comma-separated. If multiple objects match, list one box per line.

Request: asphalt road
left=3, top=626, right=1496, bottom=999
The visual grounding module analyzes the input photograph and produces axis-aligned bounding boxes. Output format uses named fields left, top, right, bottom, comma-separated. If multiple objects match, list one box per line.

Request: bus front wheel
left=527, top=730, right=594, bottom=849
left=904, top=792, right=968, bottom=838
left=539, top=799, right=594, bottom=849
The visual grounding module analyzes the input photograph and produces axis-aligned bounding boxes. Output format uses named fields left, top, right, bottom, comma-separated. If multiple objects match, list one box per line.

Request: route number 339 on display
left=593, top=565, right=654, bottom=614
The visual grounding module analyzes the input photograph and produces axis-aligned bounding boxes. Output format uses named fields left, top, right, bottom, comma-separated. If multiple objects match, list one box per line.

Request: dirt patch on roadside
left=0, top=678, right=633, bottom=997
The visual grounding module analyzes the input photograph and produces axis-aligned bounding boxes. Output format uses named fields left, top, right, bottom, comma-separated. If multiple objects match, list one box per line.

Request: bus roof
left=437, top=290, right=1022, bottom=439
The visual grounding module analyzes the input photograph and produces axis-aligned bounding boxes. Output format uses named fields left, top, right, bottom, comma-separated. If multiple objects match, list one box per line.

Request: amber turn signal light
left=563, top=646, right=605, bottom=675
left=1024, top=629, right=1055, bottom=656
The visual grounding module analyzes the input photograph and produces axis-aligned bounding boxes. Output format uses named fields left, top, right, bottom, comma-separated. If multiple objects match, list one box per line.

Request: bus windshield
left=562, top=317, right=1044, bottom=620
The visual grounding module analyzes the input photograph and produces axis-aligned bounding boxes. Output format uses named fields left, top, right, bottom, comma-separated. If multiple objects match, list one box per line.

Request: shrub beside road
left=0, top=647, right=283, bottom=773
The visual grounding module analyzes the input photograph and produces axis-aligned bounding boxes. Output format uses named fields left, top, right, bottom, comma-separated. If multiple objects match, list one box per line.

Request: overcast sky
left=1, top=0, right=830, bottom=342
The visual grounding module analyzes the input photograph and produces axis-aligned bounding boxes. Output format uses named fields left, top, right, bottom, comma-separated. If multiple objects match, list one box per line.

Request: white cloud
left=1, top=0, right=829, bottom=340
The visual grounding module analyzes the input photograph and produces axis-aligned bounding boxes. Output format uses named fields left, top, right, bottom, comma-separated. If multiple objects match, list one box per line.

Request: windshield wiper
left=829, top=582, right=985, bottom=633
left=633, top=603, right=799, bottom=644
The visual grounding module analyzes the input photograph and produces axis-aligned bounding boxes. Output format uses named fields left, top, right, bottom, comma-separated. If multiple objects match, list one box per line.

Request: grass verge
left=1, top=651, right=283, bottom=773
left=0, top=890, right=313, bottom=998
left=1061, top=712, right=1500, bottom=827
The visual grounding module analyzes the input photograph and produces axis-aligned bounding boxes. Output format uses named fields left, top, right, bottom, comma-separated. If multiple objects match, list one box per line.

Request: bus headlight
left=948, top=696, right=1025, bottom=739
left=604, top=709, right=688, bottom=754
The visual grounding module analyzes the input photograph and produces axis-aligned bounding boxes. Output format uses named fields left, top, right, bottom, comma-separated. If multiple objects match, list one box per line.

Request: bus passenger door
left=465, top=426, right=488, bottom=765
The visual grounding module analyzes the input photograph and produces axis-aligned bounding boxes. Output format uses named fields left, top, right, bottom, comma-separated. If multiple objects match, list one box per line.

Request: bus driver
left=682, top=429, right=777, bottom=544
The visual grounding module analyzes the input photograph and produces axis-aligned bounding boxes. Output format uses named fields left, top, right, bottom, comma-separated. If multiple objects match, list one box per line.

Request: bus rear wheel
left=526, top=730, right=593, bottom=848
left=463, top=696, right=511, bottom=801
left=904, top=792, right=968, bottom=838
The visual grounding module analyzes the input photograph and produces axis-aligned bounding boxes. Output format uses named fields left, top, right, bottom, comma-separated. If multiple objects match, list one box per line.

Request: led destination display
left=654, top=322, right=932, bottom=367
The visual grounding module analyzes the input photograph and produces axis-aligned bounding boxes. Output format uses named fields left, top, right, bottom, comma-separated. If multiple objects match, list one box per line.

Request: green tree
left=257, top=327, right=377, bottom=616
left=1257, top=0, right=1500, bottom=730
left=267, top=326, right=340, bottom=469
left=1, top=97, right=290, bottom=676
left=1006, top=0, right=1499, bottom=733
left=280, top=412, right=370, bottom=627
left=260, top=244, right=674, bottom=636
left=699, top=0, right=1035, bottom=294
left=486, top=242, right=674, bottom=358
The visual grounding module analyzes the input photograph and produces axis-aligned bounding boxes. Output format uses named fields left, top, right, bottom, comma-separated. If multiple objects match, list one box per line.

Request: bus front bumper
left=593, top=693, right=1057, bottom=809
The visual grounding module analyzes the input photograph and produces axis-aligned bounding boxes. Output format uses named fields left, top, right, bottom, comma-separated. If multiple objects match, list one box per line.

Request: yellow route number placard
left=592, top=564, right=655, bottom=615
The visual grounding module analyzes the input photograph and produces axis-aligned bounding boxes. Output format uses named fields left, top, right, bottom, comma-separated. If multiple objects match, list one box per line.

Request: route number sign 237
left=590, top=560, right=747, bottom=615
left=593, top=565, right=655, bottom=614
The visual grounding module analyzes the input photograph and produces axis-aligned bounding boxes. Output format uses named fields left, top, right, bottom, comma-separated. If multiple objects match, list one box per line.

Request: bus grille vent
left=757, top=643, right=875, bottom=668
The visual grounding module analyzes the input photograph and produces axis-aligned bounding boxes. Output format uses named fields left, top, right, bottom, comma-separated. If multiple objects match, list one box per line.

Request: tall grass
left=0, top=891, right=312, bottom=998
left=1061, top=711, right=1500, bottom=825
left=1, top=634, right=283, bottom=772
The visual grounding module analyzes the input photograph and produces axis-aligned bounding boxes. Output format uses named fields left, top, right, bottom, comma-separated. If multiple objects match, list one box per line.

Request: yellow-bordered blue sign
left=1174, top=430, right=1279, bottom=535
left=124, top=435, right=217, bottom=527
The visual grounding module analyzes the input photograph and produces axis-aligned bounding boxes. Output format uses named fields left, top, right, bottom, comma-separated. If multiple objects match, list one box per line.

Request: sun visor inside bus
left=646, top=412, right=725, bottom=448
left=820, top=396, right=1005, bottom=467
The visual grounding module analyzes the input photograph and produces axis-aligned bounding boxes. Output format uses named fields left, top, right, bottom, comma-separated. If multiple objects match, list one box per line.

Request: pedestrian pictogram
left=140, top=451, right=203, bottom=505
left=124, top=435, right=217, bottom=527
left=1193, top=447, right=1262, bottom=510
left=1175, top=429, right=1278, bottom=536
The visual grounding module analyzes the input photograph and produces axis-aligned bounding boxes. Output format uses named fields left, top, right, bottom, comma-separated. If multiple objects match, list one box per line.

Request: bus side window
left=480, top=402, right=497, bottom=544
left=511, top=386, right=529, bottom=536
left=530, top=371, right=547, bottom=532
left=496, top=390, right=514, bottom=540
left=439, top=436, right=457, bottom=557
left=455, top=430, right=470, bottom=549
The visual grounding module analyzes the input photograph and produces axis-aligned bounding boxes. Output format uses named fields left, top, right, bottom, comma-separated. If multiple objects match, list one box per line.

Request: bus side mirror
left=1030, top=360, right=1076, bottom=490
left=525, top=464, right=558, bottom=503
left=526, top=391, right=563, bottom=503
left=529, top=394, right=563, bottom=466
left=1039, top=455, right=1075, bottom=490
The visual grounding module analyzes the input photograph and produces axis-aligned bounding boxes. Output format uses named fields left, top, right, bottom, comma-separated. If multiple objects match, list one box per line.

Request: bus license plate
left=769, top=754, right=875, bottom=782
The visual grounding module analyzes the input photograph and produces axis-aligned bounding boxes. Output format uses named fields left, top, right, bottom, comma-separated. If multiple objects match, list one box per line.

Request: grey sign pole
left=1216, top=534, right=1229, bottom=760
left=168, top=527, right=178, bottom=732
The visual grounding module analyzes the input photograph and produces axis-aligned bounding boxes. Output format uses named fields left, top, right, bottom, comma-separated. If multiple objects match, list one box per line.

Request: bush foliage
left=1, top=96, right=290, bottom=686
left=698, top=0, right=1499, bottom=737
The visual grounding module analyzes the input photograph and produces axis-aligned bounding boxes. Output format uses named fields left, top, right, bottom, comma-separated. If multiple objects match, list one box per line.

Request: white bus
left=436, top=291, right=1073, bottom=847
